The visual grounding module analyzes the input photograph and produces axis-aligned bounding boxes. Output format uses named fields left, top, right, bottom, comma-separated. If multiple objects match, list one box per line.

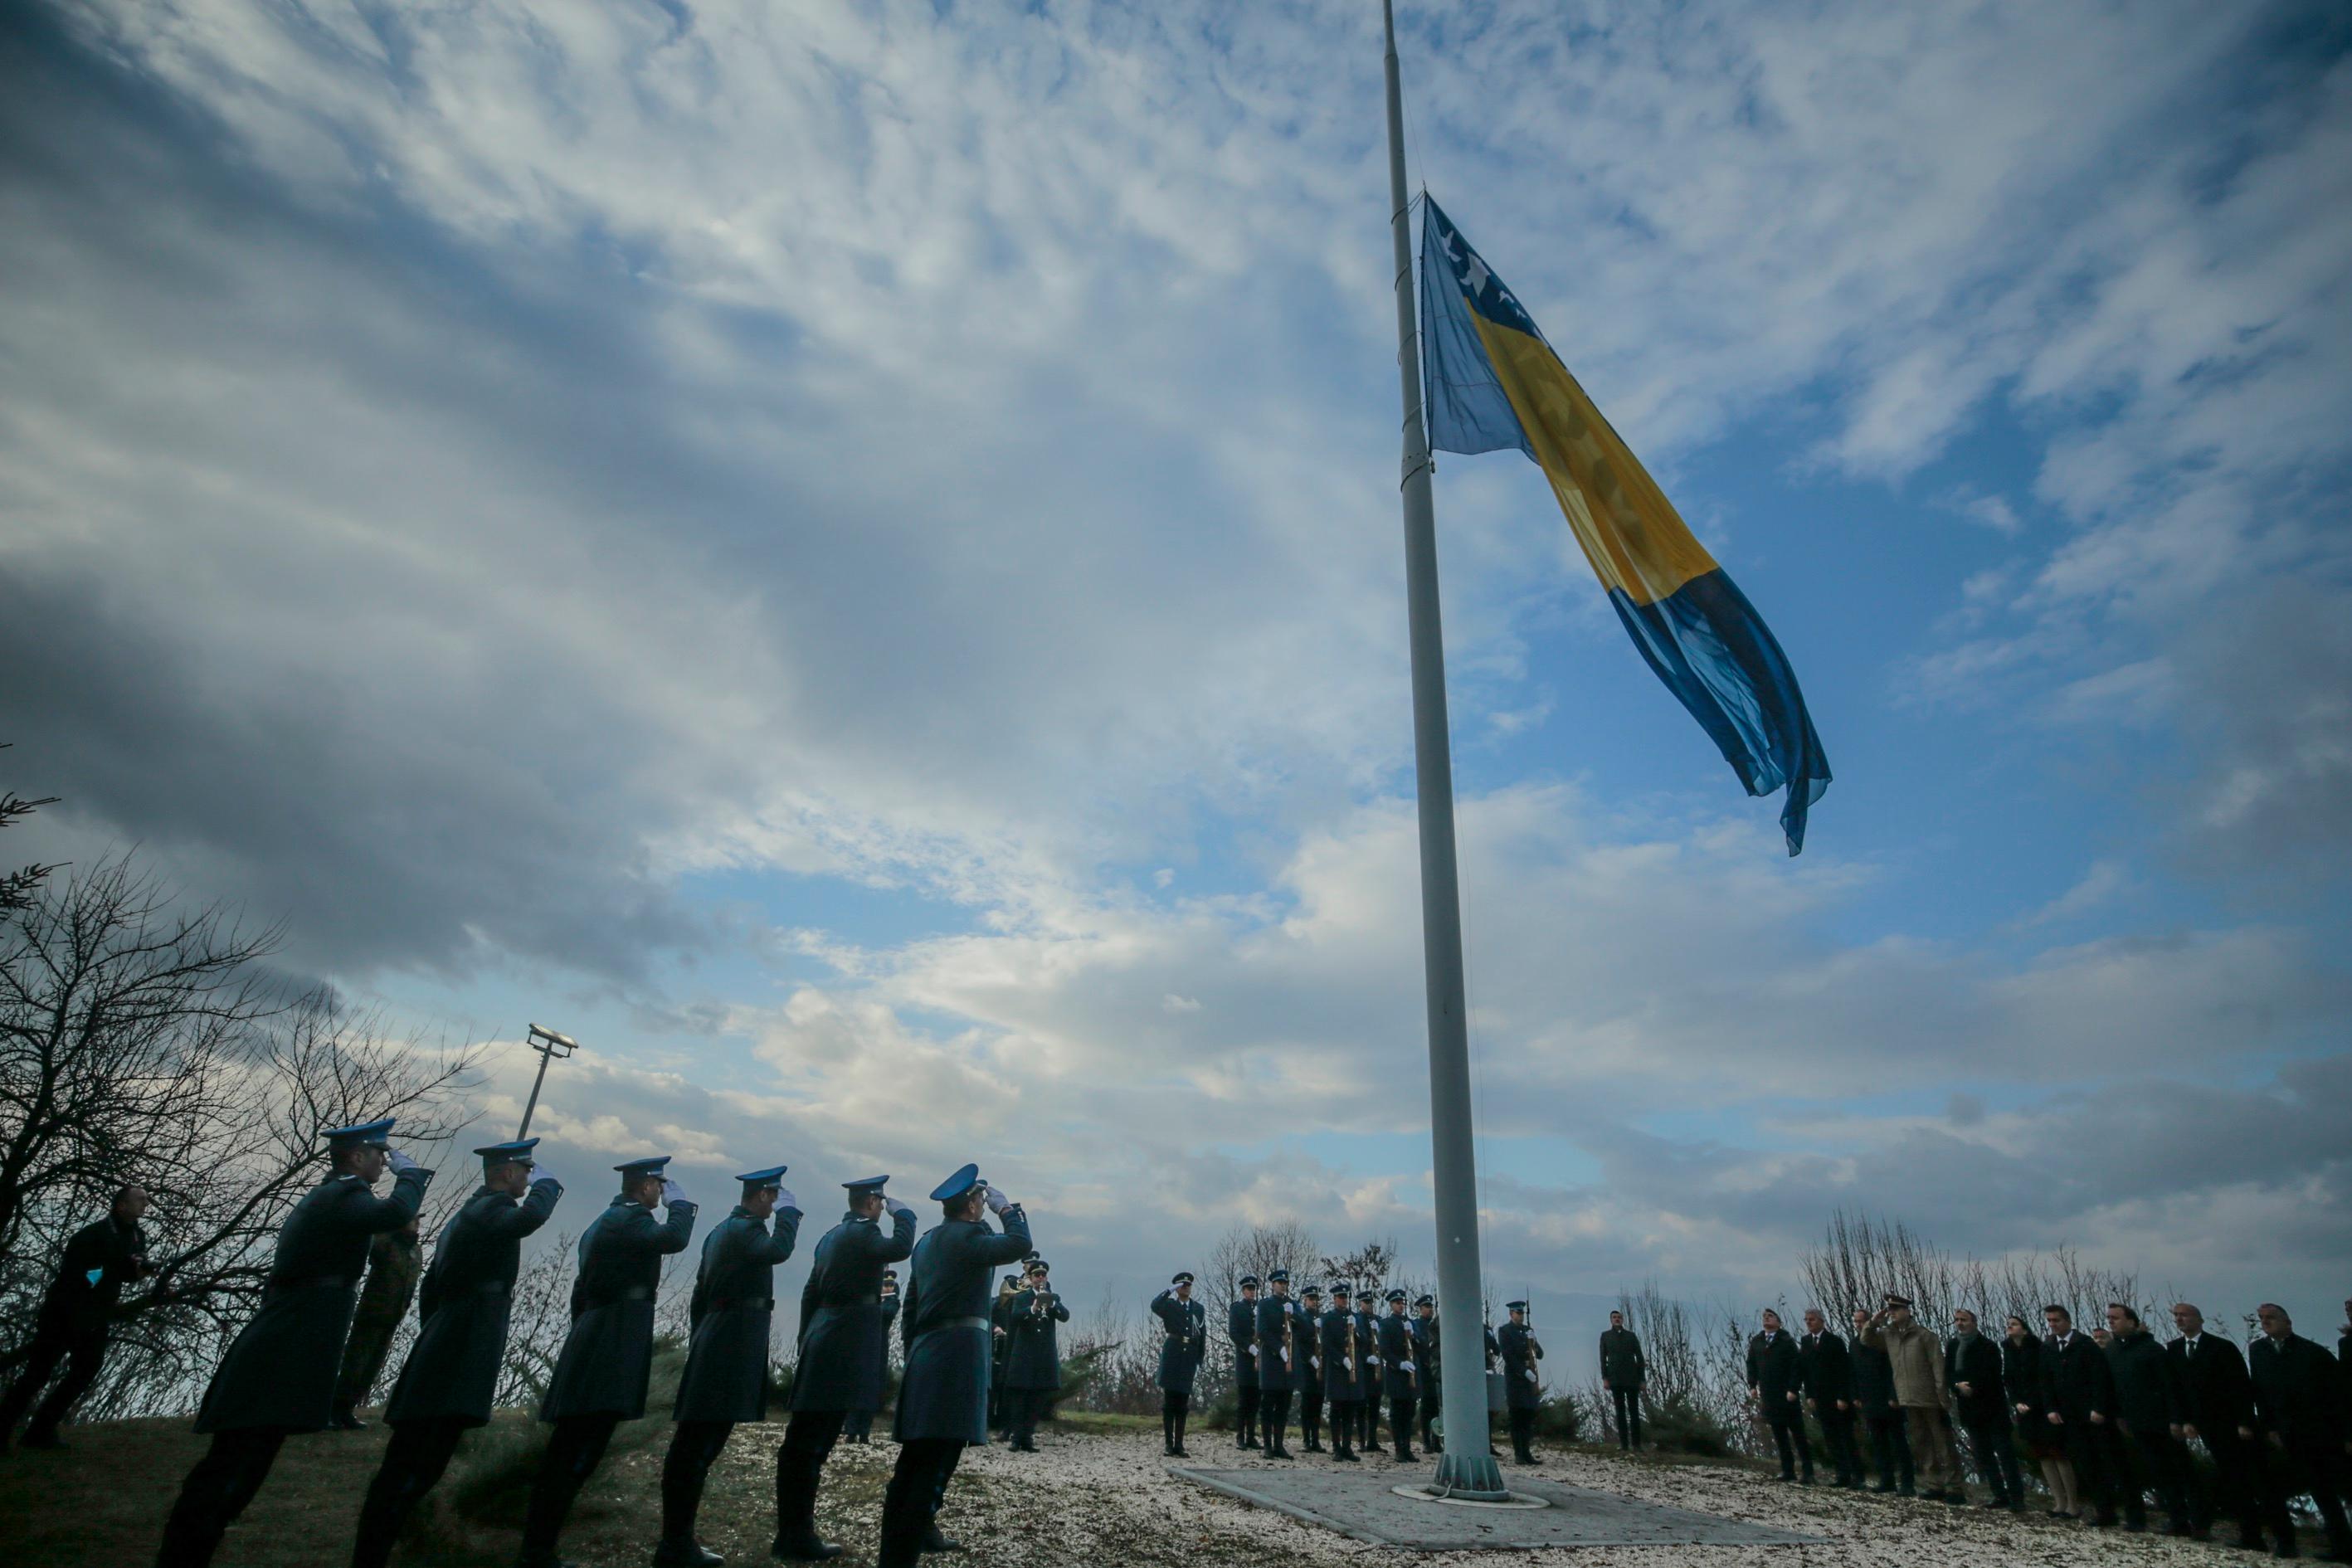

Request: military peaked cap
left=1385, top=1288, right=1408, bottom=1303
left=1237, top=1274, right=1260, bottom=1288
left=322, top=1117, right=396, bottom=1152
left=844, top=1174, right=889, bottom=1194
left=1505, top=1299, right=1529, bottom=1312
left=614, top=1155, right=674, bottom=1176
left=1415, top=1294, right=1435, bottom=1307
left=929, top=1162, right=982, bottom=1201
left=1171, top=1271, right=1195, bottom=1286
left=475, top=1137, right=539, bottom=1166
left=736, top=1164, right=790, bottom=1186
left=1266, top=1268, right=1290, bottom=1283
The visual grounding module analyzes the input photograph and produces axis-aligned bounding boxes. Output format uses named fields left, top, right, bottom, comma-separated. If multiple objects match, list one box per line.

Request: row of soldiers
left=1736, top=1294, right=2352, bottom=1560
left=1141, top=1269, right=1546, bottom=1466
left=0, top=1118, right=1041, bottom=1568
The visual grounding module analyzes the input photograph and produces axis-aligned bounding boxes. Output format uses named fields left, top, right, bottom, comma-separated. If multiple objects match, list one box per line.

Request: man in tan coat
left=1863, top=1294, right=1965, bottom=1502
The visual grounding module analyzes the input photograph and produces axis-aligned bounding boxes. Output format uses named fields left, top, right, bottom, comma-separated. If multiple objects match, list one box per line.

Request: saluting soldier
left=1254, top=1269, right=1299, bottom=1459
left=1229, top=1274, right=1261, bottom=1449
left=1498, top=1300, right=1543, bottom=1464
left=348, top=1137, right=562, bottom=1568
left=0, top=1182, right=152, bottom=1452
left=1351, top=1288, right=1382, bottom=1451
left=1379, top=1289, right=1419, bottom=1463
left=842, top=1268, right=902, bottom=1445
left=1152, top=1273, right=1207, bottom=1456
left=1004, top=1257, right=1069, bottom=1452
left=658, top=1164, right=802, bottom=1566
left=516, top=1155, right=696, bottom=1568
left=880, top=1165, right=1031, bottom=1568
left=776, top=1176, right=917, bottom=1561
left=1294, top=1285, right=1327, bottom=1453
left=330, top=1216, right=423, bottom=1429
left=1318, top=1283, right=1360, bottom=1462
left=156, top=1118, right=431, bottom=1568
left=1415, top=1295, right=1442, bottom=1453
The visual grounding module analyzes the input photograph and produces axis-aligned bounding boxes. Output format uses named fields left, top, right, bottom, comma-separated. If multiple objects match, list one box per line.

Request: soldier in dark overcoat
left=1599, top=1307, right=1644, bottom=1451
left=841, top=1269, right=900, bottom=1444
left=655, top=1164, right=801, bottom=1566
left=347, top=1137, right=561, bottom=1568
left=879, top=1165, right=1031, bottom=1568
left=1253, top=1269, right=1299, bottom=1458
left=156, top=1118, right=431, bottom=1568
left=775, top=1175, right=916, bottom=1561
left=1293, top=1285, right=1326, bottom=1452
left=1378, top=1289, right=1419, bottom=1463
left=515, top=1154, right=696, bottom=1568
left=0, top=1183, right=151, bottom=1451
left=1003, top=1258, right=1069, bottom=1452
left=1498, top=1300, right=1544, bottom=1464
left=1228, top=1274, right=1260, bottom=1449
left=331, top=1217, right=423, bottom=1428
left=1351, top=1290, right=1383, bottom=1450
left=1415, top=1295, right=1443, bottom=1452
left=1318, top=1284, right=1361, bottom=1462
left=988, top=1274, right=1018, bottom=1434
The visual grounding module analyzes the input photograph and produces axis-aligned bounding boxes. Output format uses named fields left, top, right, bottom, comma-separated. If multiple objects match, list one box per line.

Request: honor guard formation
left=2, top=1119, right=2350, bottom=1566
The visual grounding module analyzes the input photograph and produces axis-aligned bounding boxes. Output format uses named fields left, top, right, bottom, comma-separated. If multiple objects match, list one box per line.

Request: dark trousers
left=775, top=1409, right=848, bottom=1549
left=1259, top=1388, right=1291, bottom=1452
left=334, top=1303, right=411, bottom=1415
left=1819, top=1407, right=1863, bottom=1484
left=660, top=1419, right=733, bottom=1544
left=2196, top=1424, right=2267, bottom=1542
left=1234, top=1383, right=1259, bottom=1444
left=1298, top=1384, right=1322, bottom=1447
left=1866, top=1411, right=1913, bottom=1489
left=1421, top=1385, right=1440, bottom=1450
left=842, top=1408, right=874, bottom=1441
left=1961, top=1419, right=2021, bottom=1502
left=1359, top=1395, right=1377, bottom=1449
left=518, top=1412, right=620, bottom=1566
left=879, top=1437, right=962, bottom=1568
left=1327, top=1398, right=1356, bottom=1455
left=1507, top=1406, right=1536, bottom=1461
left=1388, top=1395, right=1416, bottom=1458
left=1765, top=1410, right=1809, bottom=1479
left=1007, top=1385, right=1053, bottom=1448
left=2266, top=1434, right=2352, bottom=1560
left=156, top=1427, right=288, bottom=1568
left=1160, top=1390, right=1191, bottom=1450
left=1610, top=1385, right=1643, bottom=1449
left=0, top=1320, right=109, bottom=1444
left=2118, top=1424, right=2189, bottom=1528
left=351, top=1419, right=467, bottom=1568
left=2059, top=1419, right=2121, bottom=1522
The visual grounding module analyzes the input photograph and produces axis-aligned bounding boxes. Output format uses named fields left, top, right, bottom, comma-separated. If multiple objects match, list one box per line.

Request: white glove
left=981, top=1185, right=1012, bottom=1215
left=1402, top=1360, right=1415, bottom=1371
left=660, top=1177, right=688, bottom=1207
left=386, top=1148, right=421, bottom=1175
left=526, top=1163, right=555, bottom=1186
left=1247, top=1344, right=1259, bottom=1358
left=774, top=1185, right=799, bottom=1212
left=884, top=1195, right=912, bottom=1218
left=1523, top=1367, right=1537, bottom=1382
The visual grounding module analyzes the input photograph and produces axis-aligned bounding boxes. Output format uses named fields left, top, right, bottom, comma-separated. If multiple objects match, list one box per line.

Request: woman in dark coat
left=2003, top=1315, right=2075, bottom=1517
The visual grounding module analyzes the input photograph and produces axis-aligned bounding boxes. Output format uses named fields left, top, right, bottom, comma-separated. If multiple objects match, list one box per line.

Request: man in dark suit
left=881, top=1166, right=1031, bottom=1568
left=2166, top=1301, right=2266, bottom=1551
left=1850, top=1305, right=1911, bottom=1493
left=517, top=1154, right=696, bottom=1568
left=157, top=1119, right=432, bottom=1568
left=2041, top=1304, right=2121, bottom=1527
left=1946, top=1307, right=2019, bottom=1510
left=2250, top=1302, right=2351, bottom=1562
left=2104, top=1302, right=2188, bottom=1534
left=1799, top=1307, right=1861, bottom=1488
left=0, top=1184, right=152, bottom=1451
left=778, top=1176, right=916, bottom=1560
left=1229, top=1275, right=1261, bottom=1450
left=1600, top=1308, right=1646, bottom=1452
left=347, top=1137, right=562, bottom=1568
left=1748, top=1308, right=1808, bottom=1483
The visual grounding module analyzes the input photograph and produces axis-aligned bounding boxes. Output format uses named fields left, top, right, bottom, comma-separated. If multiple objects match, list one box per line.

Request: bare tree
left=0, top=743, right=61, bottom=914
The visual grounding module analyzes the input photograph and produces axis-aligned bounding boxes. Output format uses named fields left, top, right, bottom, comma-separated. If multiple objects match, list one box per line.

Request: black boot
left=332, top=1405, right=368, bottom=1431
left=770, top=1451, right=843, bottom=1561
left=654, top=1541, right=724, bottom=1566
left=919, top=1522, right=962, bottom=1554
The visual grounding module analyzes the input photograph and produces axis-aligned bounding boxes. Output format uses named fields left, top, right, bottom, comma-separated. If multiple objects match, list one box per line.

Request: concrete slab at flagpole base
left=1171, top=1466, right=1824, bottom=1550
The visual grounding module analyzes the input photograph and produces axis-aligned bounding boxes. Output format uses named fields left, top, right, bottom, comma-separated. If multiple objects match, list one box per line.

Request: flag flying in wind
left=1417, top=196, right=1832, bottom=855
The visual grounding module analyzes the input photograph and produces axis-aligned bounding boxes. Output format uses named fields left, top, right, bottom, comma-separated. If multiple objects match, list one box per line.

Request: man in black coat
left=1003, top=1258, right=1069, bottom=1452
left=0, top=1183, right=151, bottom=1450
left=1849, top=1305, right=1911, bottom=1493
left=1415, top=1294, right=1443, bottom=1453
left=1498, top=1301, right=1544, bottom=1465
left=2250, top=1302, right=2352, bottom=1562
left=348, top=1137, right=562, bottom=1568
left=1747, top=1307, right=1808, bottom=1483
left=881, top=1166, right=1031, bottom=1568
left=1319, top=1285, right=1361, bottom=1463
left=777, top=1175, right=916, bottom=1559
left=516, top=1154, right=697, bottom=1568
left=1600, top=1308, right=1645, bottom=1452
left=2166, top=1301, right=2266, bottom=1550
left=1945, top=1308, right=2019, bottom=1510
left=1799, top=1307, right=1861, bottom=1488
left=1378, top=1289, right=1419, bottom=1463
left=2104, top=1302, right=2189, bottom=1533
left=157, top=1118, right=432, bottom=1568
left=2041, top=1304, right=2121, bottom=1527
left=1229, top=1275, right=1261, bottom=1449
left=660, top=1164, right=802, bottom=1566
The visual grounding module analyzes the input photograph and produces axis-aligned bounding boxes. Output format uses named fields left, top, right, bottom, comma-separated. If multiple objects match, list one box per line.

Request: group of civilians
left=1735, top=1294, right=2350, bottom=1559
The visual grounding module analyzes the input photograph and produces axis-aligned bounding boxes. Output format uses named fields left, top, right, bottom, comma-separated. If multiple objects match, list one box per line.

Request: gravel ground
left=881, top=1428, right=2253, bottom=1568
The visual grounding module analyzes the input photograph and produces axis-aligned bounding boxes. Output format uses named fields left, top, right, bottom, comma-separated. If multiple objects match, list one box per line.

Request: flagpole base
left=1425, top=1449, right=1509, bottom=1502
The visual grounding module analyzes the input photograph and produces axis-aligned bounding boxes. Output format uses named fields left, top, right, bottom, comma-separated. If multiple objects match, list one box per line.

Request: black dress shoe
left=653, top=1540, right=725, bottom=1566
left=331, top=1408, right=367, bottom=1430
left=919, top=1524, right=962, bottom=1553
left=769, top=1533, right=845, bottom=1561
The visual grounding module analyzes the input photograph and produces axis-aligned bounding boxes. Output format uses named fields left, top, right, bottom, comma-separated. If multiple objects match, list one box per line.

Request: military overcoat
left=1497, top=1320, right=1543, bottom=1410
left=1319, top=1309, right=1359, bottom=1402
left=1379, top=1313, right=1419, bottom=1401
left=791, top=1207, right=918, bottom=1413
left=1227, top=1298, right=1259, bottom=1390
left=538, top=1194, right=697, bottom=1422
left=893, top=1206, right=1033, bottom=1443
left=674, top=1203, right=802, bottom=1423
left=1352, top=1308, right=1382, bottom=1404
left=1005, top=1286, right=1068, bottom=1390
left=194, top=1164, right=433, bottom=1434
left=1151, top=1291, right=1206, bottom=1394
left=383, top=1175, right=562, bottom=1427
left=1255, top=1295, right=1299, bottom=1393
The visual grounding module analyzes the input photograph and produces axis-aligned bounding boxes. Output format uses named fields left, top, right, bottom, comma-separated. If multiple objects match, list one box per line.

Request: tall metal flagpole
left=1384, top=0, right=1507, bottom=1502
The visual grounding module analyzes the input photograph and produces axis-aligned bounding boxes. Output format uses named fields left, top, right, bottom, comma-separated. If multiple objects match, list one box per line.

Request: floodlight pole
left=1385, top=0, right=1507, bottom=1502
left=515, top=1023, right=578, bottom=1141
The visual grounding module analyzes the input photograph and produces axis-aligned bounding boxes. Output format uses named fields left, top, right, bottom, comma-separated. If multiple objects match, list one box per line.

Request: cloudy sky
left=5, top=0, right=2347, bottom=1345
